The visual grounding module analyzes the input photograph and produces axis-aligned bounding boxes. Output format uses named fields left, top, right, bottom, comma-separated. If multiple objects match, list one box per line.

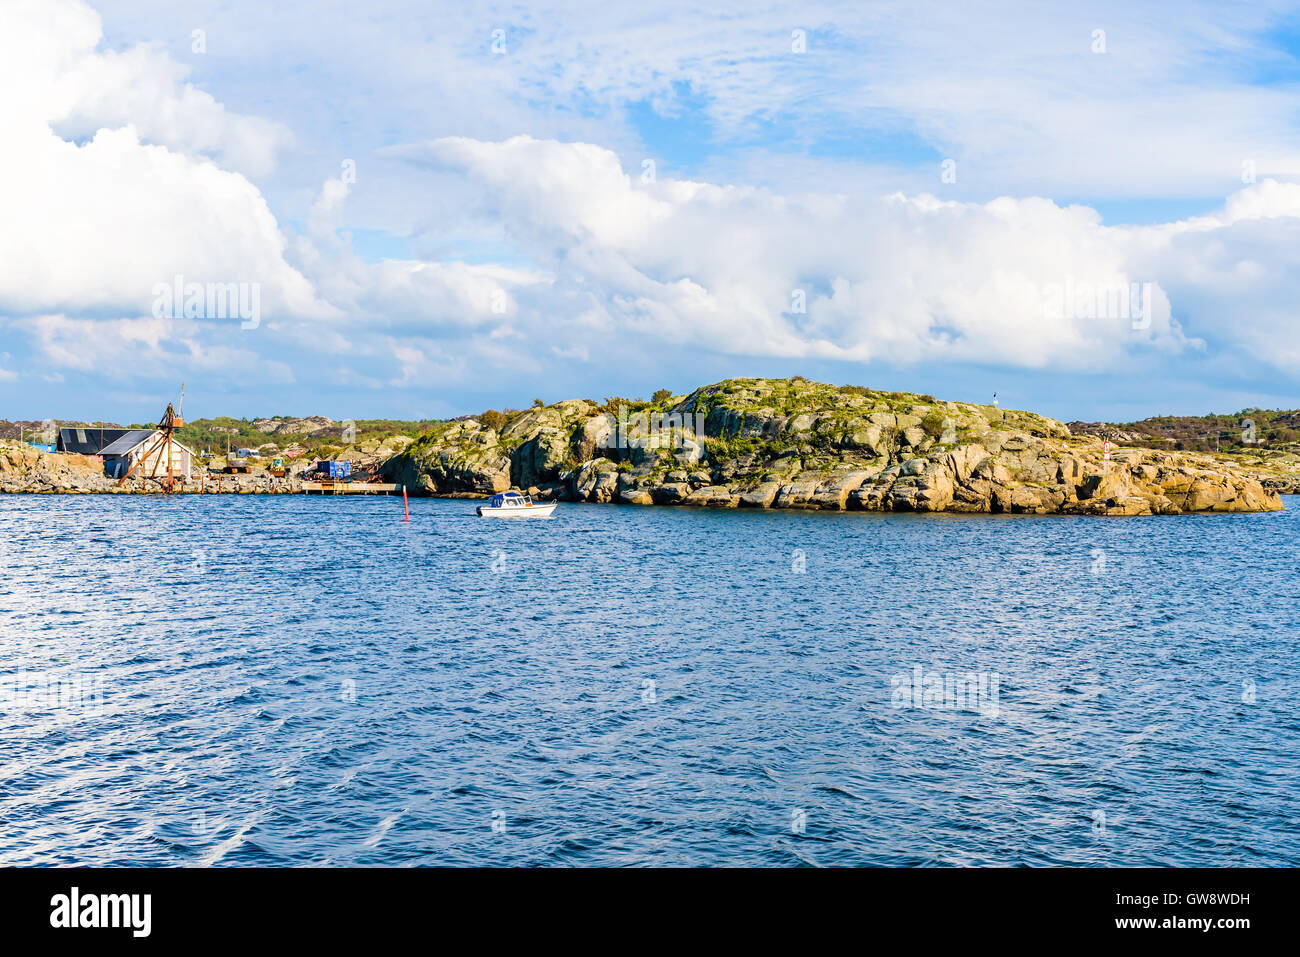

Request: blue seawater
left=0, top=494, right=1296, bottom=866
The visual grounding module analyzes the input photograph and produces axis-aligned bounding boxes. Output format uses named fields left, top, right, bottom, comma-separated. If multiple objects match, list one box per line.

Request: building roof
left=98, top=429, right=164, bottom=457
left=57, top=427, right=131, bottom=455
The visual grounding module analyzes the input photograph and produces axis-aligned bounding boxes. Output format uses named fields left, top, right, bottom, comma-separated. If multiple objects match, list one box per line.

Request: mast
left=116, top=388, right=186, bottom=491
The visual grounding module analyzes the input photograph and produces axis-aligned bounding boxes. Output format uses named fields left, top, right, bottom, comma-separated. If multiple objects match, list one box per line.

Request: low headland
left=5, top=377, right=1297, bottom=515
left=385, top=377, right=1293, bottom=516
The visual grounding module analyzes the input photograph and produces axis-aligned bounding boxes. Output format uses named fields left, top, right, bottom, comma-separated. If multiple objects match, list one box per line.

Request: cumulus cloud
left=5, top=0, right=291, bottom=176
left=0, top=0, right=328, bottom=322
left=14, top=314, right=295, bottom=383
left=400, top=136, right=1229, bottom=370
left=53, top=45, right=292, bottom=179
left=5, top=0, right=1300, bottom=413
left=295, top=171, right=551, bottom=330
left=1124, top=183, right=1300, bottom=372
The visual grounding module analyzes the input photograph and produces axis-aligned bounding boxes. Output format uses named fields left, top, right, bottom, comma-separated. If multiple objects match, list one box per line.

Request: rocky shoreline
left=5, top=377, right=1295, bottom=515
left=1262, top=475, right=1300, bottom=495
left=384, top=378, right=1290, bottom=516
left=0, top=443, right=303, bottom=494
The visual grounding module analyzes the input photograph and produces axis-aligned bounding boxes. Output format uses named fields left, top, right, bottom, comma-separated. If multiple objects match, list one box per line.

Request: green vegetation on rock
left=382, top=376, right=1288, bottom=515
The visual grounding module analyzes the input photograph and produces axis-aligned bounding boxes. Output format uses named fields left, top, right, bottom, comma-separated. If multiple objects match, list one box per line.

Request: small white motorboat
left=476, top=491, right=558, bottom=518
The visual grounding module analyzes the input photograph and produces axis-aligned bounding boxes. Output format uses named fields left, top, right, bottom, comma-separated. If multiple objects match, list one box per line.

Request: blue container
left=316, top=460, right=351, bottom=478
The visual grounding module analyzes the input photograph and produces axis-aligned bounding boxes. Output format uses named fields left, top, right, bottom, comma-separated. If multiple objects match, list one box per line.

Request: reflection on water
left=0, top=494, right=1296, bottom=866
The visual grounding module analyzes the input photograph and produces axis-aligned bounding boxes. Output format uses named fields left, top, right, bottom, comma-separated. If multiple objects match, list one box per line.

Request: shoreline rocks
left=385, top=377, right=1287, bottom=517
left=7, top=377, right=1293, bottom=516
left=0, top=442, right=306, bottom=494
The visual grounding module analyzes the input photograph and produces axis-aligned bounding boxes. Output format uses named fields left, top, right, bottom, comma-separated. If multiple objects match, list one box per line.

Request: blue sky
left=2, top=0, right=1300, bottom=425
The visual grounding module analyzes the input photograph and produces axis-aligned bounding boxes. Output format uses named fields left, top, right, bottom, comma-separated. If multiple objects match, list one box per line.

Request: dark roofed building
left=97, top=429, right=160, bottom=457
left=57, top=427, right=131, bottom=455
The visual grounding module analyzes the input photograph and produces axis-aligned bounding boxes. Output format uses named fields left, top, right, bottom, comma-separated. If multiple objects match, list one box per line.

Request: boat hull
left=476, top=501, right=558, bottom=518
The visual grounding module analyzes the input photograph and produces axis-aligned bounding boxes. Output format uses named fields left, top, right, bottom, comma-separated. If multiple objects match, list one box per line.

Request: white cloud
left=6, top=0, right=1300, bottom=410
left=405, top=136, right=1223, bottom=370
left=75, top=1, right=1300, bottom=201
left=5, top=0, right=291, bottom=176
left=0, top=0, right=328, bottom=321
left=351, top=1, right=1300, bottom=198
left=1124, top=188, right=1300, bottom=372
left=54, top=45, right=293, bottom=179
left=295, top=171, right=552, bottom=329
left=14, top=314, right=296, bottom=383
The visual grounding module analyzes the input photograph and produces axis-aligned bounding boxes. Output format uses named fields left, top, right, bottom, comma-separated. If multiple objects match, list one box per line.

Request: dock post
left=402, top=484, right=409, bottom=521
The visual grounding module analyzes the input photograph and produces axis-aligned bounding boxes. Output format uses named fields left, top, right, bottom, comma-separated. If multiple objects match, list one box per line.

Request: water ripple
left=0, top=494, right=1297, bottom=865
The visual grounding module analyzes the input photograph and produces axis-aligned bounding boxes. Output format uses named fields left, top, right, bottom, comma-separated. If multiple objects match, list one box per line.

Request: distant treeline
left=7, top=399, right=1298, bottom=458
left=1068, top=410, right=1300, bottom=452
left=175, top=417, right=440, bottom=458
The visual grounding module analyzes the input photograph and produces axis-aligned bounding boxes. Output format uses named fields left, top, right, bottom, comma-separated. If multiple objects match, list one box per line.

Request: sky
left=3, top=0, right=1300, bottom=424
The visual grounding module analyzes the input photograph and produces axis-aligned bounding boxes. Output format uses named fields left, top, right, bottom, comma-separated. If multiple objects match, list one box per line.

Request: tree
left=652, top=388, right=673, bottom=404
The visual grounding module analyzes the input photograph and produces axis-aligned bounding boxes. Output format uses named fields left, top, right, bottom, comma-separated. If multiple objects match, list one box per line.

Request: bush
left=921, top=408, right=949, bottom=438
left=652, top=388, right=673, bottom=404
left=598, top=396, right=647, bottom=416
left=479, top=409, right=507, bottom=432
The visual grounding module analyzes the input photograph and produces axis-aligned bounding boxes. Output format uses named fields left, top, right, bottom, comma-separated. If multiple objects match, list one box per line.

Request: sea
left=0, top=494, right=1296, bottom=866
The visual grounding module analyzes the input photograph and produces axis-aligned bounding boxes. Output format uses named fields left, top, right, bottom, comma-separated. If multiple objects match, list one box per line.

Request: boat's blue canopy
left=490, top=492, right=525, bottom=506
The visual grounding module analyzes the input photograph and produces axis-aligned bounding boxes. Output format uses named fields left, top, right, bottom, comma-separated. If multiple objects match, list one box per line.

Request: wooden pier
left=303, top=481, right=402, bottom=495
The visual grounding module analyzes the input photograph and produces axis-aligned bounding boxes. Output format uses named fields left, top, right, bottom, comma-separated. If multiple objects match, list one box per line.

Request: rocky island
left=384, top=377, right=1288, bottom=516
left=3, top=377, right=1293, bottom=514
